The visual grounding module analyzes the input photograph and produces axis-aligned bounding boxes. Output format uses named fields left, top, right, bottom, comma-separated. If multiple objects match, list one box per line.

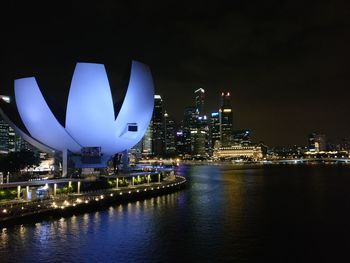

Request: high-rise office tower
left=183, top=106, right=198, bottom=154
left=175, top=128, right=189, bottom=156
left=0, top=95, right=32, bottom=153
left=0, top=118, right=32, bottom=153
left=152, top=95, right=165, bottom=156
left=220, top=92, right=233, bottom=146
left=233, top=129, right=251, bottom=146
left=142, top=122, right=153, bottom=156
left=184, top=106, right=199, bottom=130
left=209, top=112, right=221, bottom=154
left=195, top=115, right=209, bottom=156
left=0, top=118, right=11, bottom=153
left=194, top=88, right=205, bottom=116
left=129, top=140, right=143, bottom=161
left=182, top=105, right=209, bottom=157
left=164, top=111, right=176, bottom=156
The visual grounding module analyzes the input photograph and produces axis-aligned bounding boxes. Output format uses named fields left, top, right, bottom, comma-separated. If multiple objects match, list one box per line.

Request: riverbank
left=182, top=158, right=350, bottom=165
left=0, top=176, right=186, bottom=227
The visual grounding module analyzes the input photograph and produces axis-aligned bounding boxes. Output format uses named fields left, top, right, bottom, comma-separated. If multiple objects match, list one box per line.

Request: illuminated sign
left=223, top=109, right=232, bottom=113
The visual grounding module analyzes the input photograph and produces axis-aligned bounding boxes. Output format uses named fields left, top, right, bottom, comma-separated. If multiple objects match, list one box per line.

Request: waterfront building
left=268, top=145, right=307, bottom=159
left=0, top=61, right=154, bottom=176
left=308, top=133, right=316, bottom=151
left=213, top=145, right=263, bottom=161
left=315, top=134, right=327, bottom=152
left=339, top=138, right=350, bottom=152
left=190, top=130, right=207, bottom=156
left=308, top=133, right=327, bottom=152
left=220, top=92, right=233, bottom=146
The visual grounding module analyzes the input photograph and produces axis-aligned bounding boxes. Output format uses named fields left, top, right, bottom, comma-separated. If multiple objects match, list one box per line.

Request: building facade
left=209, top=112, right=220, bottom=154
left=164, top=111, right=176, bottom=156
left=308, top=133, right=327, bottom=152
left=152, top=95, right=165, bottom=156
left=220, top=92, right=233, bottom=146
left=213, top=145, right=263, bottom=161
left=233, top=129, right=251, bottom=146
left=194, top=88, right=205, bottom=116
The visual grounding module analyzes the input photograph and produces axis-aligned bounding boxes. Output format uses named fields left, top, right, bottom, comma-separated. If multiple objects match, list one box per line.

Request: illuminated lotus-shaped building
left=0, top=61, right=154, bottom=173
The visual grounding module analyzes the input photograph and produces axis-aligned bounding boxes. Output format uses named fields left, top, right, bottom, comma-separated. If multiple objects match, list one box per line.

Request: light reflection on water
left=1, top=164, right=350, bottom=262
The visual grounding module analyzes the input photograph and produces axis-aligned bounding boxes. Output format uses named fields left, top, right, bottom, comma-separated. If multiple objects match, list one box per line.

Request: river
left=1, top=164, right=350, bottom=262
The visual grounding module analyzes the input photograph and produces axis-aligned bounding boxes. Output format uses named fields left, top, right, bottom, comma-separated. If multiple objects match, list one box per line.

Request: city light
left=0, top=95, right=10, bottom=103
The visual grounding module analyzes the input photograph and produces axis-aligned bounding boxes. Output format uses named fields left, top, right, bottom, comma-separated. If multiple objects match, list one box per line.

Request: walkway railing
left=0, top=175, right=186, bottom=222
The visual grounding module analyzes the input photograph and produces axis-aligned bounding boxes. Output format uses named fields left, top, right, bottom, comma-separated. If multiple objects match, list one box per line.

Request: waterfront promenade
left=0, top=175, right=186, bottom=225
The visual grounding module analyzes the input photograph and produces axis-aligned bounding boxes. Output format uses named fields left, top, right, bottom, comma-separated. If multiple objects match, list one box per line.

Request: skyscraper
left=233, top=129, right=251, bottom=146
left=129, top=140, right=143, bottom=161
left=164, top=111, right=176, bottom=156
left=142, top=122, right=153, bottom=156
left=195, top=115, right=209, bottom=156
left=209, top=112, right=220, bottom=154
left=152, top=95, right=165, bottom=156
left=184, top=106, right=199, bottom=130
left=0, top=118, right=11, bottom=153
left=194, top=88, right=205, bottom=116
left=0, top=95, right=32, bottom=153
left=220, top=92, right=233, bottom=146
left=175, top=128, right=190, bottom=156
left=182, top=106, right=198, bottom=155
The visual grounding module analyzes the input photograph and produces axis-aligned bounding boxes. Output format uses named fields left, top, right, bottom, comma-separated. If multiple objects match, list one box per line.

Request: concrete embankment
left=0, top=176, right=186, bottom=226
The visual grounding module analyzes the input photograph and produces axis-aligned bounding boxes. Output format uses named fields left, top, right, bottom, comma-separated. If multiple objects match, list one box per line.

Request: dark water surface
left=1, top=164, right=350, bottom=262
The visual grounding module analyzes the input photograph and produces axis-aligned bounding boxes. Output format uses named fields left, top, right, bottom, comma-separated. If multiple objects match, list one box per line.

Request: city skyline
left=1, top=3, right=350, bottom=261
left=1, top=1, right=350, bottom=146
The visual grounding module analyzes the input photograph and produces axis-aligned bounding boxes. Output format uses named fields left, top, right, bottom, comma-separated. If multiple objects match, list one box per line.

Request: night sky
left=1, top=1, right=350, bottom=146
